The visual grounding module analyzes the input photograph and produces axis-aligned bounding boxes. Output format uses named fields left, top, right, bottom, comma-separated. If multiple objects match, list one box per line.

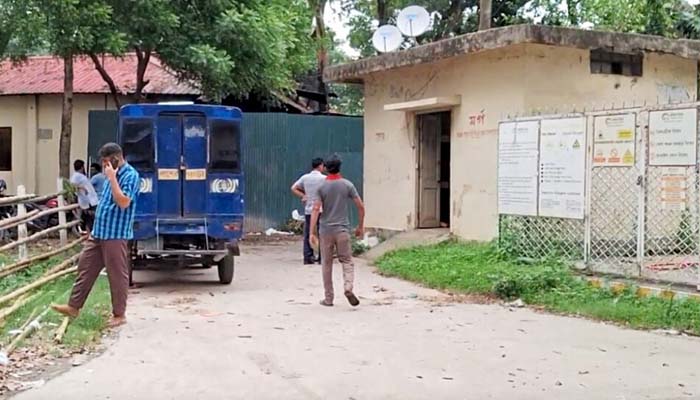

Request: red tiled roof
left=0, top=54, right=199, bottom=96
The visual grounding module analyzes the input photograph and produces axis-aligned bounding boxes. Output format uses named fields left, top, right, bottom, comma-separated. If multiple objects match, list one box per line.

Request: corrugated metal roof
left=0, top=54, right=200, bottom=96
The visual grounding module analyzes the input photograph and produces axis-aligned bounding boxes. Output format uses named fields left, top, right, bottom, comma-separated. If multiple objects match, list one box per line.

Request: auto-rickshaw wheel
left=217, top=255, right=234, bottom=284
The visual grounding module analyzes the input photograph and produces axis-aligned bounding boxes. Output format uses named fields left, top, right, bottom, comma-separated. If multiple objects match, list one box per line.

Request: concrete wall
left=361, top=44, right=697, bottom=241
left=0, top=94, right=120, bottom=195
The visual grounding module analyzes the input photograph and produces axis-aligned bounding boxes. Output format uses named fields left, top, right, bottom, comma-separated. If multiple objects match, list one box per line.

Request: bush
left=352, top=236, right=369, bottom=256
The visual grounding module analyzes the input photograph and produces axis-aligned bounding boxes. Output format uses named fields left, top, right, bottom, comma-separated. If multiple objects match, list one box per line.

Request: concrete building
left=0, top=55, right=197, bottom=194
left=325, top=24, right=700, bottom=241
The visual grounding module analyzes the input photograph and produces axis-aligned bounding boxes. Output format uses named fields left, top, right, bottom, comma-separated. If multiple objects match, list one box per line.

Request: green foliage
left=328, top=43, right=364, bottom=115
left=280, top=218, right=304, bottom=235
left=351, top=235, right=370, bottom=256
left=0, top=252, right=111, bottom=349
left=156, top=0, right=315, bottom=100
left=3, top=0, right=315, bottom=101
left=377, top=241, right=700, bottom=334
left=342, top=0, right=700, bottom=57
left=675, top=208, right=698, bottom=253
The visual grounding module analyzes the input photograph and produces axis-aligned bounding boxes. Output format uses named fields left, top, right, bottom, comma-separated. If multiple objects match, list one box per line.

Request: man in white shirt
left=291, top=158, right=326, bottom=264
left=70, top=159, right=99, bottom=233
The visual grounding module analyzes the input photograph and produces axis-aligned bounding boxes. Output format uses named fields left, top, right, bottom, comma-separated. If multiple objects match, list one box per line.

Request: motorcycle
left=0, top=179, right=16, bottom=241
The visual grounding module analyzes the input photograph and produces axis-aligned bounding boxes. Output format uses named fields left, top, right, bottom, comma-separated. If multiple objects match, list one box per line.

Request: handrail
left=0, top=190, right=66, bottom=207
left=0, top=220, right=80, bottom=252
left=0, top=203, right=79, bottom=231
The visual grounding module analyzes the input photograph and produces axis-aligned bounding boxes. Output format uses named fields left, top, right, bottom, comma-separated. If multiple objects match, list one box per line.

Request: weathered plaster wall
left=362, top=43, right=697, bottom=241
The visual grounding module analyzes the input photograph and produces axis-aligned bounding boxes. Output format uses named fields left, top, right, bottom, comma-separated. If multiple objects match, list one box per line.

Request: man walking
left=70, top=159, right=99, bottom=233
left=53, top=143, right=140, bottom=327
left=310, top=154, right=365, bottom=307
left=291, top=158, right=326, bottom=264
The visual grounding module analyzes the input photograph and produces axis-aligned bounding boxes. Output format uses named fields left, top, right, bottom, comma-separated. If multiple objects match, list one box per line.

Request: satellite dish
left=372, top=25, right=403, bottom=53
left=397, top=5, right=431, bottom=37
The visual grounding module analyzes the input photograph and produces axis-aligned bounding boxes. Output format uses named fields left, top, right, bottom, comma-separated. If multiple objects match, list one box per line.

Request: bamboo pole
left=0, top=209, right=39, bottom=230
left=0, top=194, right=35, bottom=206
left=0, top=293, right=38, bottom=325
left=0, top=237, right=84, bottom=279
left=0, top=266, right=78, bottom=306
left=54, top=317, right=70, bottom=344
left=44, top=253, right=80, bottom=275
left=4, top=307, right=50, bottom=356
left=0, top=204, right=78, bottom=231
left=0, top=190, right=65, bottom=207
left=0, top=220, right=80, bottom=252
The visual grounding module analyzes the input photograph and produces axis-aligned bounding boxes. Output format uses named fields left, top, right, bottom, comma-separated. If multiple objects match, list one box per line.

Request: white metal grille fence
left=499, top=105, right=700, bottom=288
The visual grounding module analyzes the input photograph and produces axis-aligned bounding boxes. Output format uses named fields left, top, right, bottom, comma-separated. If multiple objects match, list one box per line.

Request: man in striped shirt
left=53, top=143, right=140, bottom=328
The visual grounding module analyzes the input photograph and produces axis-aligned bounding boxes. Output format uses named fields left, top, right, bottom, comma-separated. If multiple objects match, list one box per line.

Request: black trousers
left=81, top=206, right=96, bottom=233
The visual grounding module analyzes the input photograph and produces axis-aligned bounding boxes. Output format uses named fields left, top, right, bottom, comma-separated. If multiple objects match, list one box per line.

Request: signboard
left=649, top=108, right=697, bottom=166
left=593, top=114, right=636, bottom=167
left=660, top=167, right=688, bottom=211
left=498, top=121, right=540, bottom=216
left=538, top=117, right=586, bottom=219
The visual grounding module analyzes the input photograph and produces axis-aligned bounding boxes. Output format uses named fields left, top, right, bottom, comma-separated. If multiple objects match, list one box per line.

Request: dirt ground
left=11, top=241, right=700, bottom=400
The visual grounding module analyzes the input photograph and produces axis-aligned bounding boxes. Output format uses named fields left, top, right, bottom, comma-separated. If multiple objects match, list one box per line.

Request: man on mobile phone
left=52, top=143, right=140, bottom=328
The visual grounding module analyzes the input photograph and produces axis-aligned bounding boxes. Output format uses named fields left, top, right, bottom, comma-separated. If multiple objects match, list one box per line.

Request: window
left=0, top=128, right=11, bottom=171
left=590, top=49, right=643, bottom=77
left=209, top=120, right=241, bottom=172
left=120, top=119, right=154, bottom=170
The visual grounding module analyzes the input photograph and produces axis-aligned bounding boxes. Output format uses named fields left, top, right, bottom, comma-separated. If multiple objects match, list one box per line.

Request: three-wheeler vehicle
left=118, top=103, right=244, bottom=284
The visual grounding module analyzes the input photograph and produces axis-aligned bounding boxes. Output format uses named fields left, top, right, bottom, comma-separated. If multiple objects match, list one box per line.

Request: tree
left=87, top=0, right=314, bottom=104
left=342, top=0, right=531, bottom=56
left=479, top=0, right=492, bottom=30
left=328, top=42, right=364, bottom=115
left=5, top=0, right=123, bottom=178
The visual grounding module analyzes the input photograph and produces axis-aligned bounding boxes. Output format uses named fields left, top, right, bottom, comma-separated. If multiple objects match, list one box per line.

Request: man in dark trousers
left=310, top=154, right=365, bottom=307
left=291, top=158, right=326, bottom=264
left=52, top=143, right=140, bottom=327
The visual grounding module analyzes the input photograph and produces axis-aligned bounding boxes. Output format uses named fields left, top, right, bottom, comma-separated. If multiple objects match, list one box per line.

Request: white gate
left=498, top=104, right=700, bottom=287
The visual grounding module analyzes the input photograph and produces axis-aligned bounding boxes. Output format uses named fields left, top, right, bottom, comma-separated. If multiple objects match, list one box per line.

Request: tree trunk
left=310, top=0, right=328, bottom=113
left=134, top=48, right=151, bottom=103
left=377, top=0, right=389, bottom=26
left=59, top=54, right=74, bottom=179
left=478, top=0, right=492, bottom=31
left=566, top=0, right=579, bottom=25
left=89, top=53, right=121, bottom=109
left=442, top=0, right=465, bottom=38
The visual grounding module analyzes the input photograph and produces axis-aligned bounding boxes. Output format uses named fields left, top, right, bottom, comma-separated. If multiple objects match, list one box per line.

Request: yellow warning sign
left=593, top=113, right=635, bottom=167
left=622, top=149, right=634, bottom=165
left=572, top=139, right=581, bottom=149
left=618, top=129, right=633, bottom=139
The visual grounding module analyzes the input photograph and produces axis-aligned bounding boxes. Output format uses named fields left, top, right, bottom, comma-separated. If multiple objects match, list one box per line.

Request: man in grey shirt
left=310, top=154, right=365, bottom=307
left=291, top=158, right=326, bottom=264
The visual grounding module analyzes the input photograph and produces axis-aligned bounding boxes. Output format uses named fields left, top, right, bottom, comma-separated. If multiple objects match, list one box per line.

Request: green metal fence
left=88, top=111, right=364, bottom=233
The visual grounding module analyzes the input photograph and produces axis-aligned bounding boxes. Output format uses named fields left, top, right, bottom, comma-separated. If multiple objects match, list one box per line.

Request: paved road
left=15, top=242, right=700, bottom=400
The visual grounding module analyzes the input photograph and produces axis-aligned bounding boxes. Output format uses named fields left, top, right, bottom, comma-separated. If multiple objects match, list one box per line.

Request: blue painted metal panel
left=156, top=115, right=181, bottom=216
left=183, top=115, right=208, bottom=217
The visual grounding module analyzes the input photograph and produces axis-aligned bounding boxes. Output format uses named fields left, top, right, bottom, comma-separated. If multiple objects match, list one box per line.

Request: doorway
left=417, top=111, right=451, bottom=228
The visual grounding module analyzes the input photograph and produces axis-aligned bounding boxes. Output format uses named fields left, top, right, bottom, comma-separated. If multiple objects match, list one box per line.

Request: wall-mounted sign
left=498, top=121, right=539, bottom=216
left=593, top=114, right=636, bottom=167
left=649, top=108, right=697, bottom=166
left=538, top=117, right=586, bottom=220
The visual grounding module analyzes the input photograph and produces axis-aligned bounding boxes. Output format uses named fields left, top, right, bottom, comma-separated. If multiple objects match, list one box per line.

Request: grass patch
left=0, top=254, right=112, bottom=350
left=376, top=241, right=700, bottom=335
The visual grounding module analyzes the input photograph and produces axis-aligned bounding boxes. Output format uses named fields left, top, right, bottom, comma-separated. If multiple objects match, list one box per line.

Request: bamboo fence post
left=57, top=178, right=67, bottom=245
left=16, top=185, right=28, bottom=260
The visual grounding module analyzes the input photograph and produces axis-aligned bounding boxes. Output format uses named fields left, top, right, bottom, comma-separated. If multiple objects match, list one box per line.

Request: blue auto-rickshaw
left=118, top=103, right=244, bottom=284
